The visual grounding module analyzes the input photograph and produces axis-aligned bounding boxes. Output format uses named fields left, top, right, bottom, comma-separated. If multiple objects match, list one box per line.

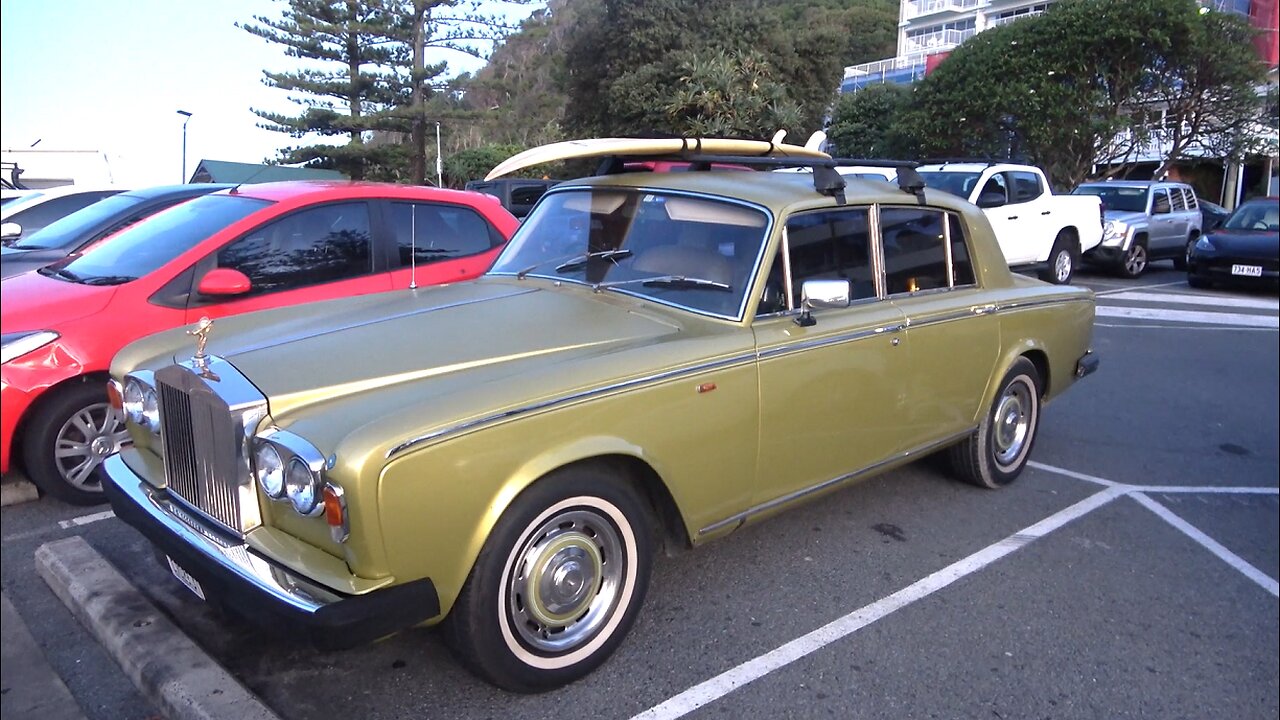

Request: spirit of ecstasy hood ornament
left=188, top=316, right=214, bottom=363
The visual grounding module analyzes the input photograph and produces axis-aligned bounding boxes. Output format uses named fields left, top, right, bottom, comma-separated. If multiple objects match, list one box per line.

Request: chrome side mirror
left=795, top=278, right=850, bottom=327
left=1, top=221, right=22, bottom=242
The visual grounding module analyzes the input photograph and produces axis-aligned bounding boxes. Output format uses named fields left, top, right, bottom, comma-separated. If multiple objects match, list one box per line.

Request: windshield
left=42, top=194, right=271, bottom=285
left=490, top=189, right=770, bottom=318
left=1073, top=185, right=1149, bottom=213
left=1222, top=199, right=1280, bottom=232
left=12, top=193, right=148, bottom=250
left=917, top=171, right=981, bottom=197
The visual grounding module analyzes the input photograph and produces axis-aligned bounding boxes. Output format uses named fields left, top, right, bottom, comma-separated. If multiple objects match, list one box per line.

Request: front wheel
left=1118, top=241, right=1148, bottom=278
left=949, top=358, right=1042, bottom=489
left=442, top=465, right=654, bottom=692
left=21, top=380, right=127, bottom=505
left=1172, top=236, right=1195, bottom=271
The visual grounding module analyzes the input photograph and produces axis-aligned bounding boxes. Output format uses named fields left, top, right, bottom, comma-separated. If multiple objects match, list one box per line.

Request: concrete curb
left=35, top=536, right=280, bottom=720
left=1, top=477, right=40, bottom=506
left=1, top=591, right=87, bottom=720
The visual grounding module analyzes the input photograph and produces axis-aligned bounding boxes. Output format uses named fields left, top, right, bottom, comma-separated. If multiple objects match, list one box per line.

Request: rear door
left=380, top=200, right=508, bottom=289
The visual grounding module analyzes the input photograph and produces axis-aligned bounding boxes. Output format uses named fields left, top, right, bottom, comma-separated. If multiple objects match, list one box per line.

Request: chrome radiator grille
left=157, top=372, right=244, bottom=534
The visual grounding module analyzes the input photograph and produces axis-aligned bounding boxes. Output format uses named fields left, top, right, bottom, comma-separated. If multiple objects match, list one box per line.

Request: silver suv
left=1072, top=180, right=1203, bottom=278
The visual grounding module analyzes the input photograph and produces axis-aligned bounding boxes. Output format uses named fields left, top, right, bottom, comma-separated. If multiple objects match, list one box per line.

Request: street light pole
left=176, top=110, right=192, bottom=183
left=435, top=121, right=443, bottom=187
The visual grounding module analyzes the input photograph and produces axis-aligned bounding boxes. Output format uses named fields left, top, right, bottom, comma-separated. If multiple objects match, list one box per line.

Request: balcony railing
left=901, top=27, right=975, bottom=54
left=904, top=0, right=983, bottom=21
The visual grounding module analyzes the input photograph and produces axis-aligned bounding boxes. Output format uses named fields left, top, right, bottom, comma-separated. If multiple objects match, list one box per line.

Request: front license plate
left=1231, top=264, right=1263, bottom=277
left=167, top=556, right=206, bottom=600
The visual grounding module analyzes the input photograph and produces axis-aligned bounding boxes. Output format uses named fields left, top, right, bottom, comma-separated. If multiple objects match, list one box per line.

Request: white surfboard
left=484, top=135, right=831, bottom=181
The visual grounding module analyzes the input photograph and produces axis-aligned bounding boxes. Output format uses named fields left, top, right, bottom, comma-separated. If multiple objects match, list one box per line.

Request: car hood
left=113, top=278, right=708, bottom=452
left=0, top=245, right=69, bottom=279
left=0, top=270, right=119, bottom=331
left=1206, top=229, right=1279, bottom=256
left=1103, top=210, right=1146, bottom=225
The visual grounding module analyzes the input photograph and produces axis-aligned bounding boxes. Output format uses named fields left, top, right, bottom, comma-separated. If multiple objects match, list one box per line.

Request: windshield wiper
left=41, top=266, right=85, bottom=282
left=516, top=249, right=634, bottom=279
left=593, top=275, right=732, bottom=292
left=80, top=275, right=137, bottom=286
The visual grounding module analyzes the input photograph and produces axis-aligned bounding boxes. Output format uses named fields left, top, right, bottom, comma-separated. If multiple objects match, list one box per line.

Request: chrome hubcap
left=992, top=383, right=1032, bottom=466
left=54, top=402, right=128, bottom=491
left=1125, top=245, right=1147, bottom=275
left=1054, top=250, right=1072, bottom=282
left=508, top=509, right=623, bottom=653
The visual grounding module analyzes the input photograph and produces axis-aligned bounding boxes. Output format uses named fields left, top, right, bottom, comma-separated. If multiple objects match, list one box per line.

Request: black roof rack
left=591, top=153, right=926, bottom=203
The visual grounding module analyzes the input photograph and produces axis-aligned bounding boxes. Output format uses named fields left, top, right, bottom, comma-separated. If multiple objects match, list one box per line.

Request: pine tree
left=241, top=0, right=536, bottom=182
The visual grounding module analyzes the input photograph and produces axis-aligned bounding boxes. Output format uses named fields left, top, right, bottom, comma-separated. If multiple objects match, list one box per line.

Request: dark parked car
left=1199, top=199, right=1231, bottom=232
left=0, top=184, right=232, bottom=279
left=1186, top=196, right=1279, bottom=289
left=465, top=178, right=560, bottom=219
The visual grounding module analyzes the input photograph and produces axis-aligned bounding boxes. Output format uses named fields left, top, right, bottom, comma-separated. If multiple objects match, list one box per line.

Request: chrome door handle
left=972, top=304, right=998, bottom=315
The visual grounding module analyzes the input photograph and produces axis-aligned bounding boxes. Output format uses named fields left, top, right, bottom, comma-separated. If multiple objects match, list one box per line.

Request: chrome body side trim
left=997, top=295, right=1094, bottom=312
left=386, top=351, right=760, bottom=458
left=104, top=453, right=341, bottom=614
left=696, top=427, right=977, bottom=537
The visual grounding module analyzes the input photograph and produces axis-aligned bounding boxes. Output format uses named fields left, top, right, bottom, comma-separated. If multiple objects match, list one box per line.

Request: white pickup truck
left=915, top=162, right=1103, bottom=284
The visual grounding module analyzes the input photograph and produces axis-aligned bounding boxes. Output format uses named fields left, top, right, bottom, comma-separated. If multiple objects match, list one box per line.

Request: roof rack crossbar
left=589, top=153, right=926, bottom=199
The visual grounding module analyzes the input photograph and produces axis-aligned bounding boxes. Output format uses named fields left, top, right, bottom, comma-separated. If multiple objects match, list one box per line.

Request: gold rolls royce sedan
left=101, top=141, right=1098, bottom=692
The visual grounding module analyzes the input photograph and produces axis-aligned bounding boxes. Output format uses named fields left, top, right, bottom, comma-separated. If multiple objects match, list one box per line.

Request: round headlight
left=122, top=378, right=146, bottom=425
left=285, top=458, right=320, bottom=515
left=255, top=443, right=285, bottom=499
left=141, top=387, right=160, bottom=430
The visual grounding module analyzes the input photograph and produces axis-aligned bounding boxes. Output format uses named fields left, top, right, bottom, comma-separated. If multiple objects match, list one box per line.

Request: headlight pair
left=121, top=376, right=161, bottom=433
left=253, top=431, right=325, bottom=517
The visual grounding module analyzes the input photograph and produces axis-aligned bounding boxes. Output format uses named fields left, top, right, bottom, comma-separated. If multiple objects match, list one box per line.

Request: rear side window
left=388, top=202, right=499, bottom=266
left=218, top=202, right=372, bottom=295
left=883, top=207, right=949, bottom=294
left=1007, top=171, right=1043, bottom=204
left=1170, top=187, right=1187, bottom=211
left=947, top=214, right=976, bottom=286
left=1181, top=188, right=1199, bottom=211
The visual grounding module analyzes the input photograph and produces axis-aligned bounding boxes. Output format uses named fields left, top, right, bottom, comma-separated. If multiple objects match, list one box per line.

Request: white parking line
left=1095, top=306, right=1279, bottom=328
left=629, top=487, right=1128, bottom=720
left=57, top=510, right=115, bottom=530
left=1131, top=492, right=1279, bottom=598
left=1095, top=323, right=1278, bottom=331
left=1094, top=280, right=1188, bottom=295
left=635, top=463, right=1280, bottom=720
left=1103, top=291, right=1280, bottom=310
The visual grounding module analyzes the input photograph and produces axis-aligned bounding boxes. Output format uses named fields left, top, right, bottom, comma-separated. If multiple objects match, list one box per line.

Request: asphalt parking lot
left=3, top=264, right=1277, bottom=720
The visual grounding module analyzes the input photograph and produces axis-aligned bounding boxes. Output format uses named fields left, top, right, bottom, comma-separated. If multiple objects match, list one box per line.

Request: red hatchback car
left=1, top=181, right=518, bottom=504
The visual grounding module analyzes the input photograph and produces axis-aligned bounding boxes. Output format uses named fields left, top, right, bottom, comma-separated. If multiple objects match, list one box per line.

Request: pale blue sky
left=0, top=0, right=540, bottom=186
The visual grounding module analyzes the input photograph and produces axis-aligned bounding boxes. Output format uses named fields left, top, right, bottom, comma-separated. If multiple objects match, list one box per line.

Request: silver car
left=1072, top=180, right=1203, bottom=278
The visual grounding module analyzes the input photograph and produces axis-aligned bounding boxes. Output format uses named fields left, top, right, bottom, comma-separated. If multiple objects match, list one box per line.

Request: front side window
left=217, top=202, right=372, bottom=296
left=883, top=207, right=950, bottom=295
left=389, top=202, right=498, bottom=267
left=761, top=208, right=874, bottom=315
left=491, top=189, right=769, bottom=319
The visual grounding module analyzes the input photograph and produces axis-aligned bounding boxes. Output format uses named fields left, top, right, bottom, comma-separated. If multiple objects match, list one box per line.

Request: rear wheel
left=21, top=381, right=126, bottom=505
left=1039, top=232, right=1077, bottom=285
left=949, top=358, right=1042, bottom=489
left=1118, top=239, right=1148, bottom=278
left=442, top=465, right=654, bottom=692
